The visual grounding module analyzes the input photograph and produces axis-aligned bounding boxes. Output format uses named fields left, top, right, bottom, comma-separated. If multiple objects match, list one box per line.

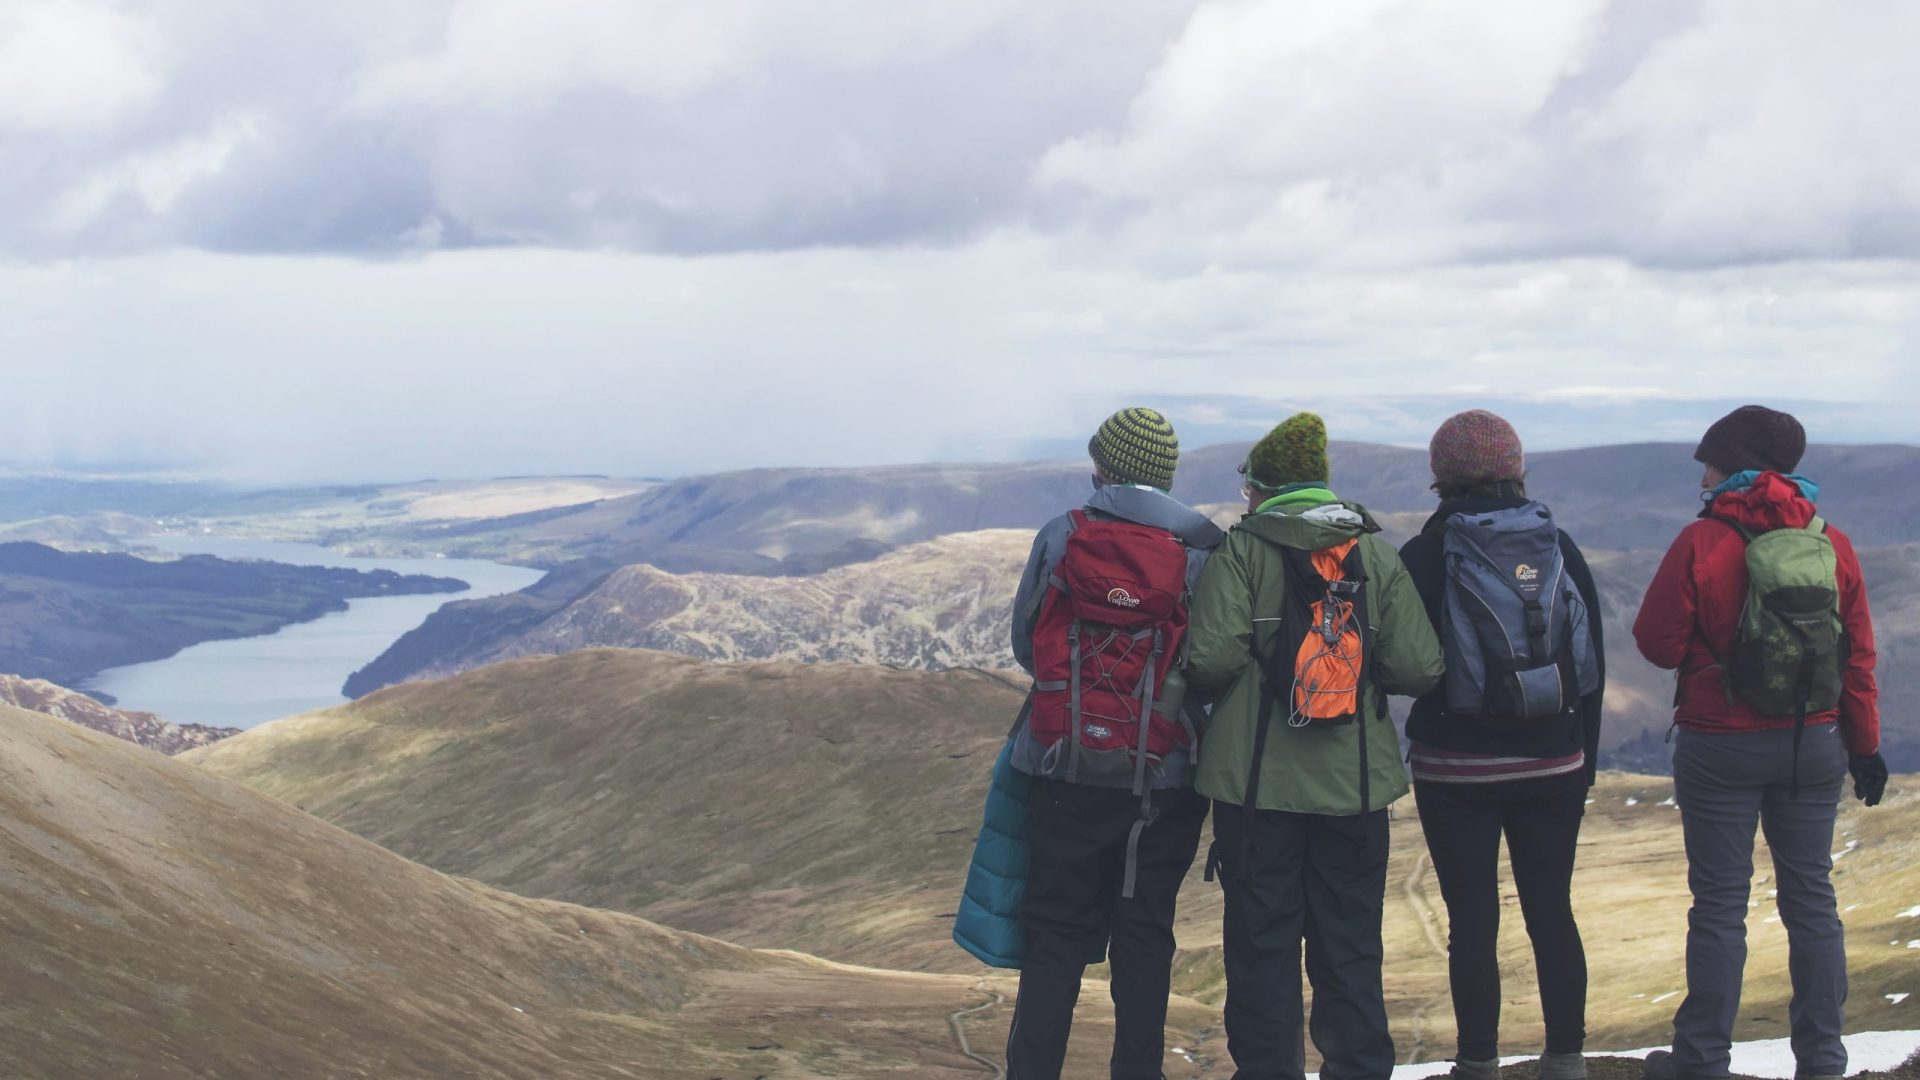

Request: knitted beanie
left=1246, top=412, right=1330, bottom=490
left=1089, top=407, right=1180, bottom=491
left=1430, top=410, right=1526, bottom=489
left=1695, top=405, right=1807, bottom=476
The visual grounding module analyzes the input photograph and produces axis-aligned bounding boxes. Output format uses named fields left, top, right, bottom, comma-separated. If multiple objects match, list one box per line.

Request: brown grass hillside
left=0, top=699, right=1111, bottom=1079
left=188, top=649, right=1920, bottom=1063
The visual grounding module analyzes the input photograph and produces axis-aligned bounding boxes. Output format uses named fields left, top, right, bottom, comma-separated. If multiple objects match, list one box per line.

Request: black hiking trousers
left=1007, top=780, right=1208, bottom=1080
left=1212, top=800, right=1394, bottom=1080
left=1414, top=771, right=1589, bottom=1062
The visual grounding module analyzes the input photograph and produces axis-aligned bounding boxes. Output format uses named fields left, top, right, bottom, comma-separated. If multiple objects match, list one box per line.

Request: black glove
left=1849, top=753, right=1889, bottom=808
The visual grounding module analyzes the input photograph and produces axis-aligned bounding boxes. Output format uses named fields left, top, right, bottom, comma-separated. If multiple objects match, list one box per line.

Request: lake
left=83, top=535, right=544, bottom=730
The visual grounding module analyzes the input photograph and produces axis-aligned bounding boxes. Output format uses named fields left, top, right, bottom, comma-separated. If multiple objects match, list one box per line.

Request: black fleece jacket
left=1397, top=494, right=1607, bottom=783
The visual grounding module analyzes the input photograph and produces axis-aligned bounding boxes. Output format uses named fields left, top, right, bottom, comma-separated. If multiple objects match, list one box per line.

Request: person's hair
left=1432, top=476, right=1528, bottom=501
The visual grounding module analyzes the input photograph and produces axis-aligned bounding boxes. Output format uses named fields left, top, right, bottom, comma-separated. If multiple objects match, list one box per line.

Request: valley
left=187, top=649, right=1920, bottom=1065
left=0, top=541, right=467, bottom=693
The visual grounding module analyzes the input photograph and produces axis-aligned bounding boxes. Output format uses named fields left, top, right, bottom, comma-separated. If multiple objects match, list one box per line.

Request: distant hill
left=190, top=649, right=1920, bottom=1058
left=0, top=699, right=1085, bottom=1079
left=352, top=529, right=1030, bottom=692
left=342, top=521, right=1920, bottom=772
left=0, top=541, right=467, bottom=690
left=0, top=674, right=236, bottom=754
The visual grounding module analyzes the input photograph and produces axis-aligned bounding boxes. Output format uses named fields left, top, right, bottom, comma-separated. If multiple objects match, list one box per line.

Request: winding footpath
left=950, top=982, right=1009, bottom=1078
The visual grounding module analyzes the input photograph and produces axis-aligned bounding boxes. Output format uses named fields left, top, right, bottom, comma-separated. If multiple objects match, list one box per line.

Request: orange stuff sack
left=1290, top=540, right=1364, bottom=723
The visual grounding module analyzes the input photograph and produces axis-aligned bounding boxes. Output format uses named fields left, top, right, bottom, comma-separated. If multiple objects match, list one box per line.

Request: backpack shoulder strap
left=1708, top=514, right=1758, bottom=544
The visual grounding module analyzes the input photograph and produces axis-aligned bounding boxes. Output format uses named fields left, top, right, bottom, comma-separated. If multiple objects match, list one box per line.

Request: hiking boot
left=1642, top=1050, right=1719, bottom=1080
left=1450, top=1058, right=1501, bottom=1080
left=1539, top=1052, right=1587, bottom=1080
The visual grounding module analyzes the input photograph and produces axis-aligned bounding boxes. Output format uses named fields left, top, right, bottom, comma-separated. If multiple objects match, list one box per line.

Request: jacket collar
left=1085, top=483, right=1227, bottom=550
left=1421, top=492, right=1531, bottom=535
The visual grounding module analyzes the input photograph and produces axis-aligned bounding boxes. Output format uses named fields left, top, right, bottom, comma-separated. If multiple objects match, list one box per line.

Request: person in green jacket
left=1188, top=412, right=1444, bottom=1080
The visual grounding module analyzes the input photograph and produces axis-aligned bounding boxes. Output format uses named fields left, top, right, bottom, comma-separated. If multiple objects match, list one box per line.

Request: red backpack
left=1028, top=511, right=1195, bottom=792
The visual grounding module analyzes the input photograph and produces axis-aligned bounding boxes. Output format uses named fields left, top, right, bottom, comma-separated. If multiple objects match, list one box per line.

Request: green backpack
left=1720, top=517, right=1844, bottom=775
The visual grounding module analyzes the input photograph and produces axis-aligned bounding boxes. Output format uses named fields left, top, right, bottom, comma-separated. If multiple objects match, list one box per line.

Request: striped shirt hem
left=1410, top=743, right=1586, bottom=785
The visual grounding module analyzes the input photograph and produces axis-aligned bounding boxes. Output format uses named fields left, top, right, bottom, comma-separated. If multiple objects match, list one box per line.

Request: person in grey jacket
left=1003, top=407, right=1225, bottom=1080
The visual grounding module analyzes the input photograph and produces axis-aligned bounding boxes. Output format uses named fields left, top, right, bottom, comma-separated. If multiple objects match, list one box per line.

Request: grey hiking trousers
left=1670, top=724, right=1849, bottom=1079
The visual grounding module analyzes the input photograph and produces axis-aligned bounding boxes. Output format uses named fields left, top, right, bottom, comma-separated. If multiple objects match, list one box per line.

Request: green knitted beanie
left=1088, top=407, right=1180, bottom=491
left=1246, top=412, right=1330, bottom=490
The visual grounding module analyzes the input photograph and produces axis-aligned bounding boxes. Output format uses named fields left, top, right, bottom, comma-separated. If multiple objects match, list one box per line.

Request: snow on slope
left=1356, top=1032, right=1920, bottom=1080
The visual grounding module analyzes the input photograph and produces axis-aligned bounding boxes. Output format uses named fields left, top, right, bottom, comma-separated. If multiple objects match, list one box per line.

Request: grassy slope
left=189, top=649, right=1920, bottom=1063
left=0, top=700, right=1082, bottom=1079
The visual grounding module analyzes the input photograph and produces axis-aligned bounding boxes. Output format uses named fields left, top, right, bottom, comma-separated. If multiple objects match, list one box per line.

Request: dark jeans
left=1672, top=725, right=1849, bottom=1079
left=1212, top=801, right=1394, bottom=1080
left=1008, top=782, right=1207, bottom=1080
left=1414, top=772, right=1589, bottom=1061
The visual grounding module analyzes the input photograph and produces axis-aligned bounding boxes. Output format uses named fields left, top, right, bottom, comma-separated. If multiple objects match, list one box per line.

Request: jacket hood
left=1087, top=483, right=1227, bottom=550
left=1237, top=494, right=1381, bottom=551
left=1703, top=470, right=1818, bottom=531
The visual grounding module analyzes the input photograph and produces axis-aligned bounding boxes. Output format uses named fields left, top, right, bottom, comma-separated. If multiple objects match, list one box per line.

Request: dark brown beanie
left=1694, top=405, right=1806, bottom=476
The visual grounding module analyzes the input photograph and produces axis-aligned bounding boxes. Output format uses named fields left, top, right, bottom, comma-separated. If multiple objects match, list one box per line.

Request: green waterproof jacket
left=1189, top=489, right=1444, bottom=816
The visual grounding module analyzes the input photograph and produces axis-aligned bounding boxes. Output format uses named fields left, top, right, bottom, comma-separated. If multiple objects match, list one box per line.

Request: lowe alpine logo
left=1515, top=564, right=1540, bottom=583
left=1107, top=587, right=1142, bottom=609
left=1085, top=725, right=1112, bottom=740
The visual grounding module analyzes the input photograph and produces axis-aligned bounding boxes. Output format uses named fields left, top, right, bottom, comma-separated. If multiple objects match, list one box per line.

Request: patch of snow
left=1352, top=1031, right=1920, bottom=1080
left=1909, top=941, right=1919, bottom=949
left=1890, top=994, right=1911, bottom=1005
left=1651, top=991, right=1680, bottom=1004
left=1626, top=796, right=1641, bottom=806
left=1898, top=905, right=1920, bottom=918
left=1844, top=904, right=1861, bottom=913
left=1607, top=1031, right=1920, bottom=1080
left=1660, top=797, right=1677, bottom=807
left=1833, top=840, right=1859, bottom=861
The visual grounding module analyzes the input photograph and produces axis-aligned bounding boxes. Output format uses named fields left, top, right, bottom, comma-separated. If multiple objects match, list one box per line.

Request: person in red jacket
left=1633, top=405, right=1886, bottom=1080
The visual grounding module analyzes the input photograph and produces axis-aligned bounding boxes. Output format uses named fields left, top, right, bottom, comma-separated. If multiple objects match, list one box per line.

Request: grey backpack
left=1441, top=502, right=1600, bottom=725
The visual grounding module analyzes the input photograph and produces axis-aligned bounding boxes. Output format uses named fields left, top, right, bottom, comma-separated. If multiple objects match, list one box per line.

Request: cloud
left=0, top=2, right=162, bottom=133
left=4, top=0, right=1915, bottom=266
left=1039, top=0, right=1920, bottom=268
left=0, top=245, right=1911, bottom=481
left=50, top=112, right=264, bottom=233
left=4, top=0, right=1199, bottom=256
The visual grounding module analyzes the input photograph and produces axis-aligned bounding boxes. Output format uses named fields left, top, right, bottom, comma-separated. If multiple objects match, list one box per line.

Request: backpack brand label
left=1514, top=563, right=1540, bottom=583
left=1084, top=725, right=1112, bottom=740
left=1106, top=587, right=1141, bottom=609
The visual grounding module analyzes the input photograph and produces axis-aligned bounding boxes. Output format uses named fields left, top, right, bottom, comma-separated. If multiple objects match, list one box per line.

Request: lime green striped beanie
left=1089, top=407, right=1180, bottom=492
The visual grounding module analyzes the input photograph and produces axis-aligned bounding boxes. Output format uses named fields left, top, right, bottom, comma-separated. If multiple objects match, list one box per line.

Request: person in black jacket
left=1397, top=410, right=1606, bottom=1080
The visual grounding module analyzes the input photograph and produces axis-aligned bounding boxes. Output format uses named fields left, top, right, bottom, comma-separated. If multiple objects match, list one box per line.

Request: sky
left=3, top=0, right=1917, bottom=482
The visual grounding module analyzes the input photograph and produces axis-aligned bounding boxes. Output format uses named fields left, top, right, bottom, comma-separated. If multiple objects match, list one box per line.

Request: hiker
left=1633, top=405, right=1886, bottom=1080
left=1397, top=411, right=1605, bottom=1080
left=1187, top=412, right=1444, bottom=1080
left=958, top=407, right=1225, bottom=1080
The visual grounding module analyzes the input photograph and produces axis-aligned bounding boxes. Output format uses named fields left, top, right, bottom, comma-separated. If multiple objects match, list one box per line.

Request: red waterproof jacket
left=1632, top=472, right=1880, bottom=756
